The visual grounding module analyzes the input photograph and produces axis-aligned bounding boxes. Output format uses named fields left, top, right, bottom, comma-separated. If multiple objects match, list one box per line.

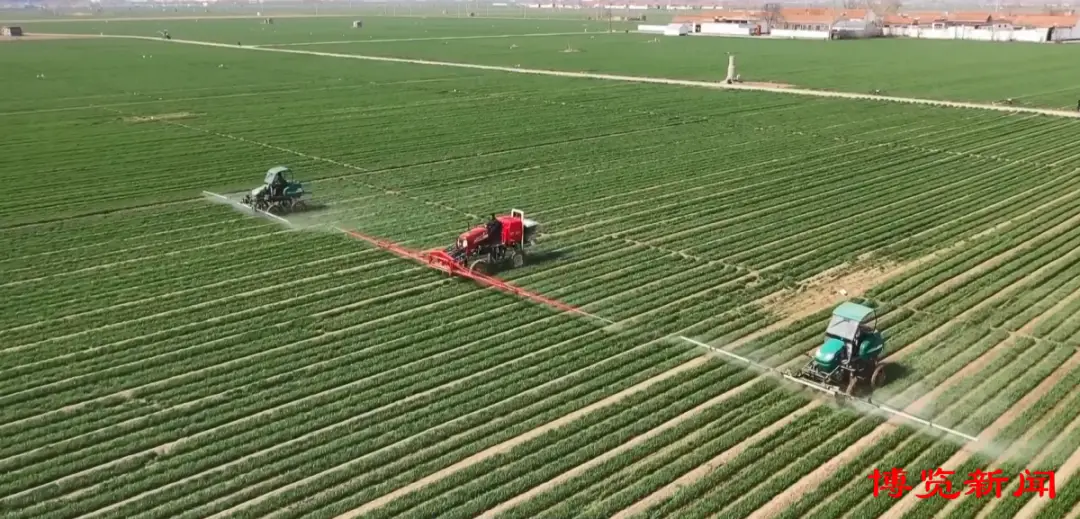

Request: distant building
left=1, top=26, right=23, bottom=36
left=773, top=8, right=876, bottom=40
left=882, top=11, right=1080, bottom=42
left=831, top=19, right=883, bottom=39
left=639, top=5, right=1078, bottom=43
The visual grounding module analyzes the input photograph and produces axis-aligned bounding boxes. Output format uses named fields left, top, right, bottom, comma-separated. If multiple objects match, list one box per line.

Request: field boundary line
left=256, top=31, right=609, bottom=47
left=73, top=34, right=1080, bottom=119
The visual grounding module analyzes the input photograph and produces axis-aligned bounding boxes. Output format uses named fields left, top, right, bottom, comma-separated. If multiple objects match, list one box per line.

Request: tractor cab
left=262, top=166, right=303, bottom=198
left=792, top=301, right=888, bottom=395
left=438, top=209, right=541, bottom=273
left=814, top=302, right=883, bottom=370
left=242, top=166, right=309, bottom=214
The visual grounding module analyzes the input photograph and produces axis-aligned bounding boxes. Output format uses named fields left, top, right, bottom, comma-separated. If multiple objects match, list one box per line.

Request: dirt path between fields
left=334, top=356, right=709, bottom=519
left=0, top=13, right=601, bottom=23
left=0, top=14, right=356, bottom=23
left=258, top=32, right=609, bottom=47
left=0, top=33, right=97, bottom=41
left=881, top=349, right=1080, bottom=519
left=65, top=34, right=1080, bottom=119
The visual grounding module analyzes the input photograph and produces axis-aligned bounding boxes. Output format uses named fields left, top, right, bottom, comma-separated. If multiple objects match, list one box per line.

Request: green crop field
left=12, top=14, right=1080, bottom=108
left=4, top=14, right=1080, bottom=519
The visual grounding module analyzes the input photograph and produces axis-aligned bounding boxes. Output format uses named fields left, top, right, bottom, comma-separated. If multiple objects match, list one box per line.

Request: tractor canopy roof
left=825, top=302, right=876, bottom=342
left=265, top=166, right=291, bottom=184
left=833, top=302, right=875, bottom=322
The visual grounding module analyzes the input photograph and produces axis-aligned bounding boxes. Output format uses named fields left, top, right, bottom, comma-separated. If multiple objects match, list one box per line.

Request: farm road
left=255, top=31, right=615, bottom=47
left=54, top=33, right=1080, bottom=119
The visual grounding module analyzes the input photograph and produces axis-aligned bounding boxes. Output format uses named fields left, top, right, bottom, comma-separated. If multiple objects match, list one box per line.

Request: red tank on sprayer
left=422, top=209, right=540, bottom=275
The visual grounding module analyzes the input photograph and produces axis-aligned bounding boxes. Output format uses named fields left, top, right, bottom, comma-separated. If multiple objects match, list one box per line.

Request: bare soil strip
left=764, top=261, right=910, bottom=320
left=259, top=32, right=607, bottom=47
left=0, top=33, right=96, bottom=42
left=122, top=112, right=202, bottom=123
left=882, top=349, right=1080, bottom=519
left=75, top=34, right=1080, bottom=119
left=719, top=255, right=930, bottom=354
left=0, top=14, right=359, bottom=23
left=333, top=357, right=709, bottom=519
left=0, top=13, right=598, bottom=23
left=613, top=401, right=823, bottom=519
left=1064, top=499, right=1080, bottom=519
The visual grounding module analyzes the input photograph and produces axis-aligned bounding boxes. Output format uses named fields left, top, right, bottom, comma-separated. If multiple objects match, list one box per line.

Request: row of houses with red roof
left=880, top=11, right=1080, bottom=42
left=634, top=6, right=1080, bottom=42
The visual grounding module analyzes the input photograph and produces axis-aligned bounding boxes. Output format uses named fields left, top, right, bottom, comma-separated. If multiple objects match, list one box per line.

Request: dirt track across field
left=0, top=13, right=353, bottom=23
left=68, top=33, right=1080, bottom=119
left=0, top=33, right=98, bottom=42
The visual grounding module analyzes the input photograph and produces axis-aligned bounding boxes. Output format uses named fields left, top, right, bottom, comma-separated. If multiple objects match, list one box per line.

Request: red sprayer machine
left=423, top=209, right=540, bottom=275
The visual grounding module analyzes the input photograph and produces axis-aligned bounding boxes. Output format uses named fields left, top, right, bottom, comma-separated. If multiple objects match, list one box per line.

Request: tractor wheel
left=510, top=250, right=525, bottom=269
left=871, top=364, right=887, bottom=388
left=468, top=258, right=490, bottom=275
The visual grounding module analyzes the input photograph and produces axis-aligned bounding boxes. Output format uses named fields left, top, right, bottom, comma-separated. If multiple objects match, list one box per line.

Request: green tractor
left=790, top=302, right=887, bottom=396
left=241, top=166, right=308, bottom=214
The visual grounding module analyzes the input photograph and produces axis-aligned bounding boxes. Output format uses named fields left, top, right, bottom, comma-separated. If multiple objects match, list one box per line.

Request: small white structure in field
left=639, top=23, right=690, bottom=36
left=663, top=23, right=690, bottom=36
left=352, top=20, right=363, bottom=29
left=725, top=54, right=737, bottom=83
